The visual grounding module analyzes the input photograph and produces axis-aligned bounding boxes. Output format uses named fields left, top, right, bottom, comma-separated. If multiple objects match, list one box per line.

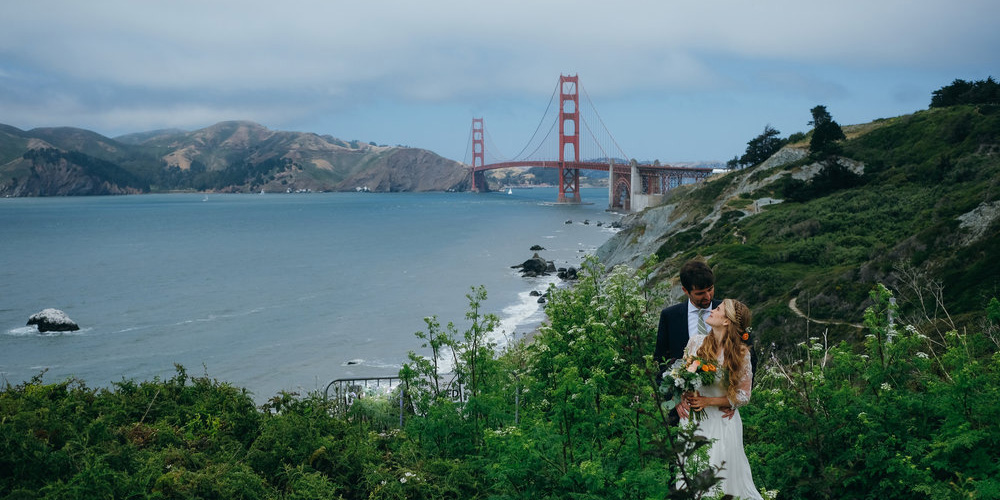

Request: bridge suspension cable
left=508, top=80, right=560, bottom=162
left=463, top=120, right=474, bottom=166
left=476, top=77, right=632, bottom=165
left=520, top=118, right=557, bottom=162
left=580, top=82, right=630, bottom=162
left=499, top=78, right=631, bottom=164
left=483, top=127, right=511, bottom=163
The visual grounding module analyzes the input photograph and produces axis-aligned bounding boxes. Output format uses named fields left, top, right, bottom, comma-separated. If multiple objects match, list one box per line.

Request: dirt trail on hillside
left=788, top=298, right=864, bottom=329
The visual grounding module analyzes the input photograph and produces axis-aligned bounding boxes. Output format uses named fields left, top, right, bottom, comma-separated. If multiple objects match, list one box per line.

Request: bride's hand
left=720, top=406, right=736, bottom=419
left=687, top=393, right=706, bottom=412
left=676, top=397, right=691, bottom=419
left=677, top=391, right=699, bottom=418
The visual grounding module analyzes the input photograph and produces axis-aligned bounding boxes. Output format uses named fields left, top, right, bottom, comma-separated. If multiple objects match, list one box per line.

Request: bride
left=677, top=298, right=763, bottom=500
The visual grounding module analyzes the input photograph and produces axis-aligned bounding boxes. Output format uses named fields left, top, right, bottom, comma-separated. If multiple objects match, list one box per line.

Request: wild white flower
left=905, top=324, right=918, bottom=334
left=916, top=352, right=929, bottom=359
left=491, top=426, right=519, bottom=437
left=400, top=477, right=407, bottom=484
left=858, top=412, right=867, bottom=420
left=881, top=382, right=892, bottom=391
left=811, top=343, right=824, bottom=351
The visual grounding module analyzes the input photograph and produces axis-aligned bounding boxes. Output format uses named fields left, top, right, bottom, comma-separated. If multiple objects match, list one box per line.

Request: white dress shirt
left=687, top=300, right=710, bottom=339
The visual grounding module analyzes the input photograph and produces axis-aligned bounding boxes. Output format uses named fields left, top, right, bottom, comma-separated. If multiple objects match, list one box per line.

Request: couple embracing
left=654, top=259, right=764, bottom=500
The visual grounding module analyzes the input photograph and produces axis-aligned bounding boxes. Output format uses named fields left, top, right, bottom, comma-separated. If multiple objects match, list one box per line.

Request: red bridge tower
left=470, top=118, right=485, bottom=192
left=558, top=75, right=581, bottom=203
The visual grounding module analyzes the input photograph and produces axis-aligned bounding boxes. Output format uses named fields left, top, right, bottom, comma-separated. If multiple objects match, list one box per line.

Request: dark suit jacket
left=654, top=299, right=721, bottom=370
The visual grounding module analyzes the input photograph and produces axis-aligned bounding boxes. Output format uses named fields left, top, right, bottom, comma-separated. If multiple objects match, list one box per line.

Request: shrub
left=745, top=284, right=1000, bottom=499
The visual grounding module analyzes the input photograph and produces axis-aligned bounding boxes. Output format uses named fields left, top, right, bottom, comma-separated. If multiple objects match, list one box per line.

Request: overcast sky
left=2, top=0, right=997, bottom=164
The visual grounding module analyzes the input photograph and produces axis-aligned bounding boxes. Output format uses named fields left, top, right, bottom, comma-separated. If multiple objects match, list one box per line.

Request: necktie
left=697, top=309, right=708, bottom=335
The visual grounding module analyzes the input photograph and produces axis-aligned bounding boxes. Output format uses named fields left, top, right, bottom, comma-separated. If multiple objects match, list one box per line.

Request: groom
left=654, top=259, right=722, bottom=422
left=654, top=259, right=719, bottom=370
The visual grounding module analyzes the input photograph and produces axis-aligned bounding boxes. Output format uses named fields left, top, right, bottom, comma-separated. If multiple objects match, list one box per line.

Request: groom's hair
left=680, top=260, right=714, bottom=291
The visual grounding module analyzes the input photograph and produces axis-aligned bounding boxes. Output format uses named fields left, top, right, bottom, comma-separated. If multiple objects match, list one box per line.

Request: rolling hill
left=0, top=121, right=470, bottom=196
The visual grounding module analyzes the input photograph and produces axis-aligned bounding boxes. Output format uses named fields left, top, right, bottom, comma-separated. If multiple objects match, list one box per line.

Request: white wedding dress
left=678, top=334, right=763, bottom=500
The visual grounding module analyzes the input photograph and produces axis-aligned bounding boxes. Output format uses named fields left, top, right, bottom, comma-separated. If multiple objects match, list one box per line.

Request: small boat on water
left=507, top=188, right=513, bottom=195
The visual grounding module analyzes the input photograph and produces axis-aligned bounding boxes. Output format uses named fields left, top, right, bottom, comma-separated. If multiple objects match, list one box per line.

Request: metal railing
left=323, top=375, right=404, bottom=426
left=322, top=373, right=520, bottom=428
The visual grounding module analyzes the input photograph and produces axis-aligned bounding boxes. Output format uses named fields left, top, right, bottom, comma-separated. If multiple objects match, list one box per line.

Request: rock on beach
left=512, top=252, right=553, bottom=277
left=27, top=308, right=80, bottom=333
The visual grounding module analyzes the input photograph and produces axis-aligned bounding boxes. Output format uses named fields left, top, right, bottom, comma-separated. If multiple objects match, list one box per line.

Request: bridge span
left=467, top=75, right=713, bottom=212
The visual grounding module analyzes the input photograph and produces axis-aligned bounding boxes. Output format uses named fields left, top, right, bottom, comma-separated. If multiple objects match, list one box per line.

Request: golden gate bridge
left=465, top=74, right=713, bottom=211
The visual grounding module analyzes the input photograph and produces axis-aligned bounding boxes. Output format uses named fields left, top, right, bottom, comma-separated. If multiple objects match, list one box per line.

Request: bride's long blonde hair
left=696, top=298, right=752, bottom=403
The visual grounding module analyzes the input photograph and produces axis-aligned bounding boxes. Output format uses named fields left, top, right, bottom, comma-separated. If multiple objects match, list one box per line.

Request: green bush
left=745, top=284, right=1000, bottom=499
left=3, top=272, right=998, bottom=499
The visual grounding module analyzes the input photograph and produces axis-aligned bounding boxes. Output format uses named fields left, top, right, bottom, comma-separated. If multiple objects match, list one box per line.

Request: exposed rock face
left=596, top=146, right=817, bottom=271
left=957, top=200, right=1000, bottom=246
left=27, top=308, right=80, bottom=332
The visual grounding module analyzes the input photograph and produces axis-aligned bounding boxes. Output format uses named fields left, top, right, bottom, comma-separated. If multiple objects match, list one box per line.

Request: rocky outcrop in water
left=557, top=267, right=578, bottom=280
left=513, top=253, right=554, bottom=277
left=27, top=308, right=80, bottom=333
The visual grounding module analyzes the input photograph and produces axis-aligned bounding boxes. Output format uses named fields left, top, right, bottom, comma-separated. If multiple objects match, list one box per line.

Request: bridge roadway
left=473, top=160, right=623, bottom=172
left=471, top=160, right=713, bottom=211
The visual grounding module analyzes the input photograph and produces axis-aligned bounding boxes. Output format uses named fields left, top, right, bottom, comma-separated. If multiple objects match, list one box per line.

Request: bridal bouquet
left=660, top=355, right=723, bottom=422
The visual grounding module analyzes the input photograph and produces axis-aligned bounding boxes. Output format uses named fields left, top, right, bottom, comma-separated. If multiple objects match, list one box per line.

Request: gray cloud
left=1, top=0, right=997, bottom=159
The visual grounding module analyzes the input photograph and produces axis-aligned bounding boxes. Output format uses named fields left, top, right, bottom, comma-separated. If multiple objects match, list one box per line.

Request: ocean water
left=0, top=188, right=619, bottom=401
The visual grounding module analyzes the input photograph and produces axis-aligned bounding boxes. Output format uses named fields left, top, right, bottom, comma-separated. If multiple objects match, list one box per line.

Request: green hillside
left=603, top=103, right=1000, bottom=350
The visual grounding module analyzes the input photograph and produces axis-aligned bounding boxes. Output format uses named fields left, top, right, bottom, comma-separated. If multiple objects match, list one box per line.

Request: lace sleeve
left=684, top=334, right=705, bottom=357
left=729, top=348, right=754, bottom=408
